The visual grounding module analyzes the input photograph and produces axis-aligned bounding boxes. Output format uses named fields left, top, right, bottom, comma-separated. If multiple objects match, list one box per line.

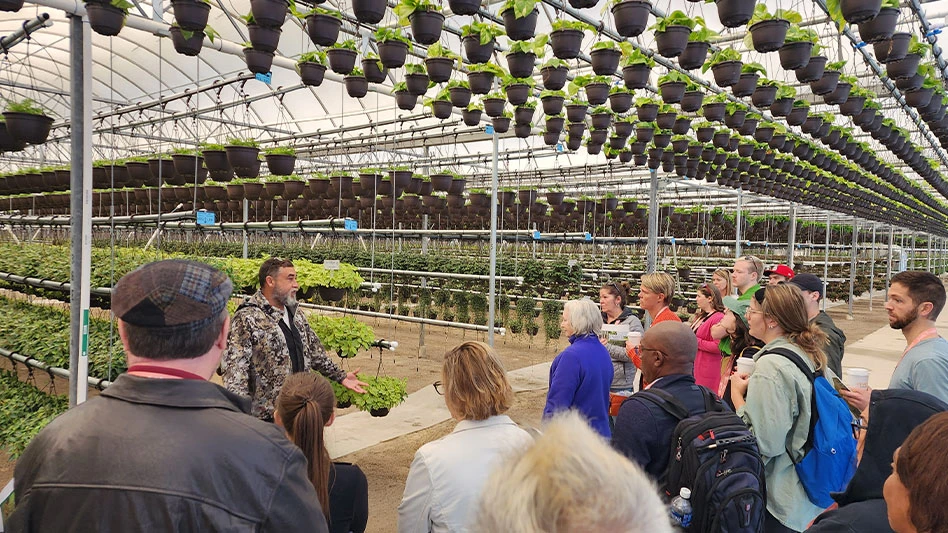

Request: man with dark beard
left=223, top=258, right=366, bottom=421
left=841, top=271, right=948, bottom=411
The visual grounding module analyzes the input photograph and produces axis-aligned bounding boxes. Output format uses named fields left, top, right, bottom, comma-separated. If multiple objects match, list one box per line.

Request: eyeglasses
left=433, top=381, right=443, bottom=395
left=639, top=345, right=664, bottom=359
left=851, top=417, right=867, bottom=440
left=745, top=308, right=764, bottom=316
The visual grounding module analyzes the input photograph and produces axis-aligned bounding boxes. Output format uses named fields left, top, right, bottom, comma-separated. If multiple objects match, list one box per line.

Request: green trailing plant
left=307, top=315, right=375, bottom=358
left=792, top=98, right=810, bottom=108
left=908, top=35, right=932, bottom=58
left=621, top=47, right=655, bottom=67
left=329, top=39, right=358, bottom=51
left=826, top=60, right=847, bottom=71
left=5, top=99, right=47, bottom=116
left=172, top=24, right=219, bottom=42
left=649, top=10, right=701, bottom=32
left=503, top=76, right=536, bottom=88
left=404, top=63, right=427, bottom=75
left=551, top=19, right=590, bottom=32
left=657, top=70, right=689, bottom=85
left=502, top=0, right=540, bottom=18
left=540, top=89, right=566, bottom=99
left=741, top=62, right=766, bottom=75
left=394, top=0, right=440, bottom=26
left=506, top=35, right=549, bottom=56
left=426, top=42, right=460, bottom=60
left=566, top=74, right=611, bottom=96
left=775, top=83, right=796, bottom=100
left=227, top=137, right=259, bottom=147
left=591, top=40, right=634, bottom=55
left=634, top=95, right=660, bottom=107
left=688, top=22, right=718, bottom=42
left=298, top=50, right=327, bottom=65
left=702, top=48, right=741, bottom=73
left=541, top=300, right=563, bottom=343
left=265, top=146, right=296, bottom=156
left=468, top=63, right=507, bottom=76
left=350, top=374, right=408, bottom=412
left=515, top=296, right=538, bottom=336
left=747, top=5, right=802, bottom=26
left=460, top=20, right=505, bottom=44
left=542, top=57, right=569, bottom=69
left=345, top=67, right=365, bottom=77
left=0, top=369, right=68, bottom=458
left=784, top=24, right=819, bottom=49
left=391, top=81, right=410, bottom=93
left=374, top=27, right=412, bottom=45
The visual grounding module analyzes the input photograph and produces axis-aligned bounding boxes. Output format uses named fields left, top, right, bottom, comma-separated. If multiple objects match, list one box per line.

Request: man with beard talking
left=841, top=271, right=948, bottom=412
left=223, top=258, right=367, bottom=422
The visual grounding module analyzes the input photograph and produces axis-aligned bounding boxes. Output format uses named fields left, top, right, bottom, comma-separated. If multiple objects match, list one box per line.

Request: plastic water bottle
left=669, top=487, right=693, bottom=528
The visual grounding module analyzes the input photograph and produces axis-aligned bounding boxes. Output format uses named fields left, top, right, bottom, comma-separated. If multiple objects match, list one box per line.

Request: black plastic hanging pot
left=810, top=69, right=840, bottom=95
left=749, top=19, right=789, bottom=52
left=250, top=0, right=287, bottom=28
left=514, top=106, right=535, bottom=125
left=449, top=87, right=472, bottom=108
left=738, top=118, right=758, bottom=136
left=462, top=35, right=494, bottom=64
left=905, top=87, right=935, bottom=108
left=327, top=48, right=357, bottom=74
left=585, top=83, right=610, bottom=105
left=895, top=72, right=924, bottom=91
left=541, top=95, right=565, bottom=115
left=543, top=130, right=561, bottom=145
left=881, top=32, right=911, bottom=62
left=770, top=97, right=793, bottom=116
left=244, top=48, right=274, bottom=74
left=702, top=102, right=725, bottom=121
left=636, top=103, right=658, bottom=121
left=305, top=13, right=341, bottom=46
left=751, top=85, right=777, bottom=107
left=431, top=100, right=452, bottom=119
left=695, top=126, right=714, bottom=142
left=506, top=52, right=536, bottom=78
left=842, top=0, right=882, bottom=23
left=886, top=53, right=921, bottom=79
left=787, top=106, right=809, bottom=126
left=823, top=82, right=851, bottom=105
left=377, top=40, right=409, bottom=68
left=612, top=0, right=651, bottom=37
left=655, top=26, right=691, bottom=57
left=3, top=112, right=52, bottom=144
left=636, top=127, right=655, bottom=143
left=266, top=154, right=296, bottom=176
left=590, top=48, right=622, bottom=75
left=567, top=104, right=588, bottom=122
left=352, top=0, right=387, bottom=23
left=171, top=0, right=211, bottom=32
left=484, top=98, right=506, bottom=117
left=711, top=60, right=742, bottom=87
left=567, top=121, right=586, bottom=137
left=609, top=92, right=633, bottom=113
left=716, top=0, right=755, bottom=27
left=840, top=95, right=866, bottom=115
left=362, top=59, right=387, bottom=83
left=731, top=73, right=758, bottom=97
left=541, top=66, right=568, bottom=90
left=394, top=91, right=418, bottom=110
left=678, top=41, right=710, bottom=70
left=858, top=7, right=900, bottom=43
left=658, top=112, right=677, bottom=130
left=505, top=83, right=530, bottom=105
left=545, top=116, right=565, bottom=134
left=468, top=71, right=494, bottom=94
left=501, top=8, right=538, bottom=41
left=778, top=41, right=812, bottom=70
left=170, top=26, right=204, bottom=56
left=425, top=57, right=454, bottom=82
left=514, top=123, right=532, bottom=138
left=753, top=126, right=775, bottom=143
left=85, top=1, right=127, bottom=36
left=622, top=64, right=651, bottom=89
left=409, top=10, right=445, bottom=45
left=796, top=55, right=826, bottom=83
left=680, top=90, right=704, bottom=112
left=659, top=81, right=686, bottom=103
left=248, top=24, right=281, bottom=53
left=550, top=29, right=584, bottom=59
left=724, top=109, right=746, bottom=128
left=449, top=0, right=481, bottom=15
left=614, top=120, right=633, bottom=138
left=405, top=73, right=429, bottom=95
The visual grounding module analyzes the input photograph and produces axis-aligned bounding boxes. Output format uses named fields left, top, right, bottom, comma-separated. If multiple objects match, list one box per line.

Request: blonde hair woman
left=712, top=268, right=734, bottom=298
left=729, top=284, right=830, bottom=532
left=398, top=342, right=532, bottom=533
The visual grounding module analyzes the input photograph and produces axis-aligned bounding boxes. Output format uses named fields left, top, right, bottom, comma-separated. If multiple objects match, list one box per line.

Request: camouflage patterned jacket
left=222, top=291, right=346, bottom=420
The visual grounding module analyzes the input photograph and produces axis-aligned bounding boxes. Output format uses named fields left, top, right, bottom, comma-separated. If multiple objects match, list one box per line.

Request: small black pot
left=770, top=97, right=793, bottom=116
left=672, top=117, right=692, bottom=134
left=266, top=154, right=296, bottom=176
left=394, top=91, right=418, bottom=110
left=711, top=60, right=742, bottom=87
left=751, top=84, right=777, bottom=107
left=590, top=48, right=622, bottom=75
left=823, top=82, right=851, bottom=105
left=352, top=0, right=387, bottom=23
left=409, top=10, right=445, bottom=45
left=226, top=146, right=260, bottom=173
left=202, top=150, right=230, bottom=172
left=612, top=0, right=651, bottom=37
left=327, top=48, right=357, bottom=74
left=591, top=113, right=613, bottom=130
left=731, top=73, right=758, bottom=98
left=810, top=70, right=840, bottom=95
left=462, top=35, right=494, bottom=64
left=796, top=55, right=826, bottom=83
left=361, top=59, right=387, bottom=83
left=749, top=19, right=789, bottom=52
left=3, top=112, right=52, bottom=144
left=738, top=118, right=758, bottom=136
left=786, top=106, right=809, bottom=126
left=655, top=26, right=691, bottom=57
left=778, top=41, right=813, bottom=70
left=514, top=123, right=532, bottom=138
left=622, top=64, right=651, bottom=89
left=858, top=7, right=900, bottom=43
left=514, top=106, right=536, bottom=125
left=468, top=71, right=494, bottom=94
left=659, top=81, right=686, bottom=103
left=425, top=57, right=454, bottom=82
left=545, top=116, right=565, bottom=134
left=609, top=92, right=633, bottom=113
left=506, top=51, right=536, bottom=79
left=171, top=0, right=211, bottom=32
left=305, top=13, right=341, bottom=47
left=449, top=0, right=481, bottom=15
left=491, top=117, right=511, bottom=133
left=701, top=102, right=725, bottom=121
left=541, top=66, right=568, bottom=90
left=449, top=87, right=472, bottom=108
left=842, top=0, right=882, bottom=23
left=840, top=94, right=866, bottom=115
left=172, top=155, right=208, bottom=181
left=566, top=104, right=588, bottom=122
left=637, top=103, right=659, bottom=122
left=716, top=0, right=754, bottom=27
left=905, top=87, right=935, bottom=108
left=678, top=41, right=710, bottom=70
left=585, top=83, right=610, bottom=105
left=484, top=98, right=506, bottom=117
left=501, top=8, right=538, bottom=41
left=248, top=23, right=281, bottom=53
left=85, top=1, right=127, bottom=36
left=378, top=40, right=409, bottom=68
left=541, top=95, right=565, bottom=115
left=431, top=100, right=453, bottom=119
left=895, top=73, right=923, bottom=91
left=505, top=83, right=530, bottom=106
left=880, top=32, right=911, bottom=62
left=250, top=0, right=287, bottom=28
left=169, top=26, right=204, bottom=56
left=657, top=112, right=676, bottom=129
left=244, top=48, right=274, bottom=74
left=462, top=108, right=483, bottom=126
left=886, top=53, right=920, bottom=79
left=405, top=73, right=429, bottom=95
left=550, top=29, right=584, bottom=59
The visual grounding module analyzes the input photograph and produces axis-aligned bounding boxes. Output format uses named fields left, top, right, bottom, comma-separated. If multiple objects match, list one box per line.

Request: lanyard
left=127, top=364, right=206, bottom=381
left=899, top=327, right=940, bottom=366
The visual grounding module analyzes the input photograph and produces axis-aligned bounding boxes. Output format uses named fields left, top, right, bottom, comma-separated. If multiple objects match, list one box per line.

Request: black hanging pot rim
left=171, top=0, right=211, bottom=32
left=85, top=1, right=127, bottom=36
left=654, top=25, right=691, bottom=57
left=409, top=9, right=445, bottom=45
left=169, top=25, right=204, bottom=56
left=748, top=18, right=790, bottom=53
left=351, top=0, right=387, bottom=23
left=716, top=0, right=755, bottom=27
left=500, top=8, right=539, bottom=41
left=611, top=0, right=652, bottom=37
left=550, top=28, right=585, bottom=59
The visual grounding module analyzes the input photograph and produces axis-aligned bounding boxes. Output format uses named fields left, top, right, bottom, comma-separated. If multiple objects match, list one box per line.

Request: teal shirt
left=889, top=336, right=948, bottom=404
left=737, top=338, right=826, bottom=531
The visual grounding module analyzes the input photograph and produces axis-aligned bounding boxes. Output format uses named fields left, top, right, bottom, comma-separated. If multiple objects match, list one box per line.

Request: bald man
left=611, top=322, right=722, bottom=480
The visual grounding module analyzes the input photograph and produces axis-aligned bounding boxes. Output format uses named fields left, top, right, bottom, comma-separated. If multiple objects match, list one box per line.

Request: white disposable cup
left=845, top=368, right=870, bottom=390
left=627, top=332, right=642, bottom=347
left=736, top=358, right=756, bottom=376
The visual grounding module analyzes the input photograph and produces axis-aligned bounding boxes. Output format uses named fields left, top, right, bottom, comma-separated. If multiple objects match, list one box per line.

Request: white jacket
left=397, top=415, right=533, bottom=533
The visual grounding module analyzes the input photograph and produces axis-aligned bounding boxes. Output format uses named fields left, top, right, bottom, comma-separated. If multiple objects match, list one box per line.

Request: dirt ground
left=0, top=295, right=890, bottom=530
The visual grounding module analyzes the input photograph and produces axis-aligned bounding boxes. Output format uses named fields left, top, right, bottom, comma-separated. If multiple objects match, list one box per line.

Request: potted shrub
left=649, top=10, right=698, bottom=58
left=296, top=50, right=327, bottom=86
left=540, top=58, right=569, bottom=90
left=621, top=48, right=654, bottom=89
left=395, top=0, right=444, bottom=45
left=811, top=59, right=844, bottom=95
left=550, top=19, right=588, bottom=59
left=265, top=146, right=296, bottom=176
left=361, top=53, right=387, bottom=83
left=589, top=40, right=628, bottom=75
left=392, top=82, right=419, bottom=110
left=746, top=6, right=799, bottom=53
left=504, top=76, right=535, bottom=106
left=343, top=67, right=368, bottom=98
left=779, top=24, right=818, bottom=70
left=702, top=48, right=742, bottom=87
left=460, top=21, right=504, bottom=64
left=468, top=63, right=505, bottom=94
left=609, top=85, right=634, bottom=113
left=326, top=39, right=358, bottom=74
left=352, top=0, right=387, bottom=23
left=425, top=43, right=460, bottom=83
left=679, top=21, right=717, bottom=70
left=449, top=0, right=480, bottom=15
left=505, top=36, right=547, bottom=79
left=3, top=99, right=54, bottom=145
left=611, top=0, right=652, bottom=37
left=404, top=63, right=430, bottom=95
left=500, top=0, right=539, bottom=41
left=84, top=0, right=130, bottom=37
left=171, top=0, right=211, bottom=32
left=304, top=7, right=341, bottom=46
left=732, top=61, right=764, bottom=97
left=857, top=0, right=900, bottom=43
left=374, top=27, right=411, bottom=68
left=657, top=70, right=688, bottom=103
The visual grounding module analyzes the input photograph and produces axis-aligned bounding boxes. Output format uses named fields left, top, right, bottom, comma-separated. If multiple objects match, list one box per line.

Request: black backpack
left=638, top=387, right=766, bottom=533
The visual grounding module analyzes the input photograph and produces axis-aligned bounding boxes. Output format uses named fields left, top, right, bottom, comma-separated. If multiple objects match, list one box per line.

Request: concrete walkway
left=327, top=307, right=948, bottom=459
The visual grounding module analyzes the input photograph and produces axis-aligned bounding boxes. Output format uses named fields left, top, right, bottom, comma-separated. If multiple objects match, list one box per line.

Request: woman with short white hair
left=542, top=298, right=614, bottom=438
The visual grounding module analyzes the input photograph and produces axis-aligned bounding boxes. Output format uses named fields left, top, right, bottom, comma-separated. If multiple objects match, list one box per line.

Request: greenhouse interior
left=2, top=0, right=948, bottom=528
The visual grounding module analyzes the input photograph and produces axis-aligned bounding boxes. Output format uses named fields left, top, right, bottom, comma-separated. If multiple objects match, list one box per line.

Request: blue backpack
left=768, top=347, right=858, bottom=508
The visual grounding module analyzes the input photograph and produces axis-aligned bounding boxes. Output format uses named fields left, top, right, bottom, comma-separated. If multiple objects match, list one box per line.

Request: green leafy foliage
left=307, top=315, right=375, bottom=358
left=0, top=370, right=68, bottom=458
left=460, top=20, right=505, bottom=44
left=393, top=0, right=439, bottom=25
left=542, top=300, right=562, bottom=343
left=502, top=0, right=539, bottom=19
left=658, top=70, right=689, bottom=85
left=740, top=62, right=766, bottom=75
left=374, top=27, right=412, bottom=45
left=702, top=48, right=741, bottom=73
left=352, top=374, right=408, bottom=411
left=621, top=47, right=655, bottom=67
left=649, top=10, right=700, bottom=32
left=5, top=98, right=47, bottom=116
left=551, top=19, right=589, bottom=32
left=298, top=50, right=327, bottom=65
left=748, top=5, right=802, bottom=26
left=507, top=35, right=549, bottom=56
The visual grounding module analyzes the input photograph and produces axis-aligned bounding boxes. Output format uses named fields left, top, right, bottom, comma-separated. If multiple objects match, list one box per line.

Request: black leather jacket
left=9, top=374, right=329, bottom=533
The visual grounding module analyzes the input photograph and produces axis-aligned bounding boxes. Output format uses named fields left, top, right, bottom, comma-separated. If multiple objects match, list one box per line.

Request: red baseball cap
left=763, top=264, right=794, bottom=279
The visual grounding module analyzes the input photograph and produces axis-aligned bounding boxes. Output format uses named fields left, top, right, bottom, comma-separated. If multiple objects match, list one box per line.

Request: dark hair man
left=790, top=273, right=847, bottom=377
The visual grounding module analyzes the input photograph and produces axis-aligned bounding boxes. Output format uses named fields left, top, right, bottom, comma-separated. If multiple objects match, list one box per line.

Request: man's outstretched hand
left=343, top=370, right=369, bottom=394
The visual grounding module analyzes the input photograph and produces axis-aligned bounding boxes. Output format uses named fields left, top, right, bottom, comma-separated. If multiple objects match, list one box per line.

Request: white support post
left=869, top=224, right=876, bottom=311
left=848, top=218, right=857, bottom=320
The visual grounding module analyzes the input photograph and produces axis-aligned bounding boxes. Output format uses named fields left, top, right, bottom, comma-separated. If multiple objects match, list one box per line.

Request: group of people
left=8, top=255, right=948, bottom=533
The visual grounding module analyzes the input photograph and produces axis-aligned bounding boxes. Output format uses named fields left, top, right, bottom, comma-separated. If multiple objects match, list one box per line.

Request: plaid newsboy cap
left=112, top=259, right=233, bottom=332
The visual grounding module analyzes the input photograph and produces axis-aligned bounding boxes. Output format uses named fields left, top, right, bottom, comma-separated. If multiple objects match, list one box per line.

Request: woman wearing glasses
left=691, top=283, right=726, bottom=390
left=599, top=282, right=644, bottom=417
left=729, top=284, right=830, bottom=532
left=398, top=342, right=532, bottom=533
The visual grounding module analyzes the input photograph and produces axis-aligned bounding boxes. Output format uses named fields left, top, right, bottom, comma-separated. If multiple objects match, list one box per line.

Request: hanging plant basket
left=566, top=120, right=586, bottom=138
left=171, top=0, right=211, bottom=32
left=716, top=0, right=754, bottom=27
left=405, top=72, right=429, bottom=95
left=679, top=91, right=703, bottom=112
left=542, top=95, right=565, bottom=115
left=823, top=82, right=851, bottom=105
left=786, top=107, right=808, bottom=126
left=362, top=59, right=387, bottom=83
left=425, top=57, right=454, bottom=82
left=795, top=55, right=826, bottom=83
left=590, top=48, right=622, bottom=75
left=449, top=0, right=480, bottom=15
left=879, top=32, right=911, bottom=62
left=327, top=48, right=357, bottom=74
left=886, top=53, right=920, bottom=79
left=449, top=86, right=472, bottom=108
left=484, top=97, right=506, bottom=117
left=701, top=102, right=726, bottom=121
left=462, top=35, right=494, bottom=64
left=585, top=82, right=610, bottom=105
left=731, top=73, right=758, bottom=97
left=658, top=81, right=686, bottom=103
left=541, top=66, right=569, bottom=91
left=769, top=97, right=793, bottom=116
left=0, top=0, right=24, bottom=12
left=505, top=51, right=536, bottom=78
left=265, top=153, right=296, bottom=175
left=636, top=103, right=658, bottom=121
left=840, top=94, right=867, bottom=115
left=724, top=109, right=746, bottom=128
left=352, top=0, right=387, bottom=23
left=590, top=113, right=613, bottom=130
left=394, top=90, right=418, bottom=110
left=550, top=29, right=584, bottom=59
left=778, top=42, right=812, bottom=70
left=169, top=26, right=204, bottom=56
left=895, top=73, right=923, bottom=91
left=858, top=7, right=899, bottom=43
left=225, top=145, right=261, bottom=175
left=751, top=85, right=777, bottom=107
left=514, top=106, right=535, bottom=125
left=85, top=1, right=127, bottom=36
left=244, top=48, right=274, bottom=74
left=622, top=64, right=651, bottom=89
left=171, top=155, right=207, bottom=182
left=468, top=71, right=494, bottom=94
left=409, top=9, right=444, bottom=45
left=738, top=118, right=757, bottom=136
left=3, top=111, right=53, bottom=145
left=250, top=0, right=287, bottom=28
left=749, top=19, right=789, bottom=53
left=672, top=117, right=691, bottom=134
left=430, top=100, right=452, bottom=119
left=303, top=13, right=341, bottom=46
left=842, top=0, right=882, bottom=23
left=612, top=0, right=651, bottom=37
left=505, top=83, right=530, bottom=105
left=678, top=41, right=710, bottom=70
left=298, top=62, right=326, bottom=86
left=904, top=87, right=935, bottom=108
left=567, top=104, right=589, bottom=123
left=654, top=26, right=691, bottom=57
left=248, top=24, right=281, bottom=53
left=809, top=69, right=840, bottom=95
left=710, top=60, right=742, bottom=86
left=609, top=92, right=633, bottom=113
left=545, top=116, right=565, bottom=134
left=656, top=111, right=676, bottom=129
left=462, top=108, right=482, bottom=126
left=501, top=8, right=538, bottom=41
left=202, top=150, right=230, bottom=172
left=318, top=286, right=347, bottom=302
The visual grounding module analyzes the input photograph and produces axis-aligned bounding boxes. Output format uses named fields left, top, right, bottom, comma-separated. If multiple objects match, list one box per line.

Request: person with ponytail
left=276, top=373, right=368, bottom=533
left=729, top=284, right=832, bottom=532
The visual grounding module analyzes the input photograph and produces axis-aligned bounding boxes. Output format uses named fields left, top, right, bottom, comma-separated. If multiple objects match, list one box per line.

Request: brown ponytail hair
left=276, top=372, right=335, bottom=521
left=757, top=284, right=828, bottom=371
left=600, top=281, right=631, bottom=309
